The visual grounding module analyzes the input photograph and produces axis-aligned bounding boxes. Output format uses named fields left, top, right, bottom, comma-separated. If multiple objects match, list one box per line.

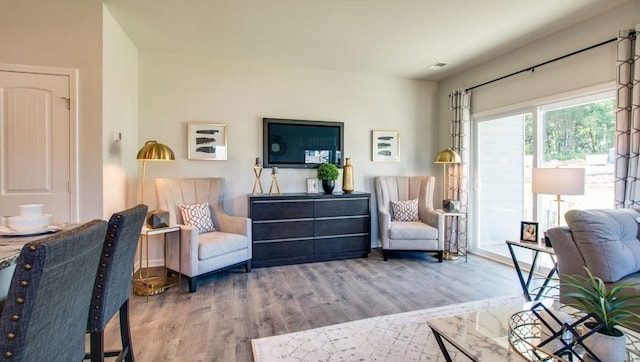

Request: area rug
left=251, top=295, right=523, bottom=362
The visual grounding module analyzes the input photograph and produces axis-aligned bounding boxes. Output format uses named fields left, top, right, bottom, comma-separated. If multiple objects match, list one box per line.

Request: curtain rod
left=465, top=34, right=629, bottom=92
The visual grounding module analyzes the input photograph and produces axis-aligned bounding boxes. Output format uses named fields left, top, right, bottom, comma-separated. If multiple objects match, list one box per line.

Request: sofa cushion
left=180, top=203, right=216, bottom=233
left=198, top=231, right=248, bottom=260
left=389, top=221, right=438, bottom=240
left=565, top=208, right=640, bottom=283
left=391, top=199, right=419, bottom=221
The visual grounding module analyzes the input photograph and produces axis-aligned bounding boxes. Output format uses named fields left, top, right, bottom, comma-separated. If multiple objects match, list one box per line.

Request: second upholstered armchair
left=374, top=176, right=444, bottom=262
left=155, top=178, right=252, bottom=292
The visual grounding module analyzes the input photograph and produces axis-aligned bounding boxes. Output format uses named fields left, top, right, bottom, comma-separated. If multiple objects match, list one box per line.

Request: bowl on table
left=7, top=213, right=53, bottom=231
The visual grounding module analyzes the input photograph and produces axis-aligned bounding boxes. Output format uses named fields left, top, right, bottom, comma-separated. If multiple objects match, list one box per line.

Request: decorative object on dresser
left=155, top=178, right=252, bottom=293
left=433, top=148, right=461, bottom=210
left=374, top=176, right=444, bottom=262
left=372, top=130, right=400, bottom=162
left=249, top=192, right=371, bottom=267
left=317, top=162, right=339, bottom=194
left=136, top=140, right=175, bottom=204
left=187, top=121, right=228, bottom=160
left=342, top=157, right=354, bottom=193
left=268, top=167, right=281, bottom=195
left=252, top=157, right=264, bottom=195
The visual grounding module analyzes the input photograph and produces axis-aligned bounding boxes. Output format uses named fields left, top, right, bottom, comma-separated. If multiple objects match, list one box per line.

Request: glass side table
left=436, top=209, right=467, bottom=261
left=506, top=239, right=557, bottom=302
left=133, top=225, right=182, bottom=300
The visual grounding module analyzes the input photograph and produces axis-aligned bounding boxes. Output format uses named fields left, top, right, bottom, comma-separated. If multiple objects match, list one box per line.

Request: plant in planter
left=317, top=163, right=339, bottom=194
left=562, top=267, right=640, bottom=360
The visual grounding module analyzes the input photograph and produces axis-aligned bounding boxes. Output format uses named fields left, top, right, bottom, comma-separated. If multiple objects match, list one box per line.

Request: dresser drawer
left=251, top=200, right=313, bottom=221
left=252, top=219, right=314, bottom=241
left=315, top=216, right=369, bottom=237
left=314, top=198, right=369, bottom=217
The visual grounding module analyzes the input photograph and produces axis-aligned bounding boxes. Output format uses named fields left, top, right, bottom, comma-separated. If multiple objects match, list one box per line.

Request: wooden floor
left=104, top=249, right=523, bottom=362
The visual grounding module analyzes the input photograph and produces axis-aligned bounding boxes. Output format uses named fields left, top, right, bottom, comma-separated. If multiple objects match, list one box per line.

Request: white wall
left=102, top=6, right=140, bottom=217
left=0, top=0, right=104, bottom=220
left=138, top=52, right=439, bottom=247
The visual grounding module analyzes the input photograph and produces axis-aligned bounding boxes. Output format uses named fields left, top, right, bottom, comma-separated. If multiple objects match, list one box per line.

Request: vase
left=582, top=323, right=626, bottom=362
left=322, top=180, right=335, bottom=194
left=342, top=158, right=354, bottom=193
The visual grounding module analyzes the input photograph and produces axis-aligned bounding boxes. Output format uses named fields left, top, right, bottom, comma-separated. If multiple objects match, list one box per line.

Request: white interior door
left=0, top=70, right=71, bottom=222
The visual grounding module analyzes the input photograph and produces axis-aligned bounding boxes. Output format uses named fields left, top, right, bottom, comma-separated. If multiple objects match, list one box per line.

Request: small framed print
left=306, top=178, right=319, bottom=194
left=372, top=130, right=400, bottom=162
left=520, top=221, right=538, bottom=243
left=187, top=122, right=227, bottom=160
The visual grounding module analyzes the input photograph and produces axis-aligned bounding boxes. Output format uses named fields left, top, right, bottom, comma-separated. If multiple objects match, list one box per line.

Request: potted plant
left=562, top=267, right=640, bottom=360
left=317, top=163, right=339, bottom=194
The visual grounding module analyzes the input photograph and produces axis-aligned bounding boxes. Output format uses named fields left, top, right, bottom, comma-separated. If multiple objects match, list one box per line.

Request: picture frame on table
left=187, top=122, right=227, bottom=160
left=520, top=221, right=538, bottom=243
left=306, top=178, right=319, bottom=194
left=372, top=130, right=400, bottom=162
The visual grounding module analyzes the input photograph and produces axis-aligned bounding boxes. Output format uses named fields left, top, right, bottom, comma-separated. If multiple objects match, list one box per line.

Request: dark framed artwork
left=187, top=122, right=227, bottom=160
left=520, top=221, right=538, bottom=243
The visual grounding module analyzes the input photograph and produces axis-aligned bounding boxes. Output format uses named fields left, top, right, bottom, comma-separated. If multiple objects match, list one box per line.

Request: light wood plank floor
left=104, top=249, right=523, bottom=361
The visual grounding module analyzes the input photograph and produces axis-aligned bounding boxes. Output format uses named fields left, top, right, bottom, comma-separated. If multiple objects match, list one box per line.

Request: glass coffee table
left=428, top=303, right=640, bottom=361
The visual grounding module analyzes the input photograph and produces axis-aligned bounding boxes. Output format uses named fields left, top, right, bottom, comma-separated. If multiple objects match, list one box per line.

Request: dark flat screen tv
left=263, top=118, right=344, bottom=169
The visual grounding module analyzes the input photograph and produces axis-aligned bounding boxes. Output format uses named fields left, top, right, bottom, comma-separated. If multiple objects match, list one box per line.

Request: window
left=475, top=90, right=615, bottom=263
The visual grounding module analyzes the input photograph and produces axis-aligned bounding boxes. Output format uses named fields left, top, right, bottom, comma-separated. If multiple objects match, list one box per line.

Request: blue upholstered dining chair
left=86, top=204, right=147, bottom=362
left=0, top=219, right=108, bottom=361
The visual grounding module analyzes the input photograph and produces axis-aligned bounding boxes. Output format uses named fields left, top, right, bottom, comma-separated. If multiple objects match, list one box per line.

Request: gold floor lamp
left=434, top=148, right=462, bottom=260
left=434, top=148, right=461, bottom=209
left=137, top=140, right=175, bottom=204
left=135, top=140, right=175, bottom=297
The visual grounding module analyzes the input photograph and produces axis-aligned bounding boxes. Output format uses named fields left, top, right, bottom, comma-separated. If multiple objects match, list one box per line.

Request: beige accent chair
left=374, top=176, right=444, bottom=262
left=155, top=178, right=252, bottom=292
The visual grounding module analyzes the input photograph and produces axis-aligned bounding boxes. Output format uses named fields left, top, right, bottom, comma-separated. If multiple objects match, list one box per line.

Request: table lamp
left=532, top=167, right=585, bottom=227
left=434, top=149, right=461, bottom=210
left=137, top=140, right=175, bottom=204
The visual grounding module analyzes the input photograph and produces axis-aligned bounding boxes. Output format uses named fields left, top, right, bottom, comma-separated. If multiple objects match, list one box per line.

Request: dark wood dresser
left=249, top=192, right=371, bottom=267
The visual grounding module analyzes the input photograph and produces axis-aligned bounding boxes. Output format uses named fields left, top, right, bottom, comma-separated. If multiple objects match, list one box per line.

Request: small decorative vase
left=322, top=180, right=335, bottom=194
left=342, top=157, right=354, bottom=193
left=582, top=323, right=626, bottom=362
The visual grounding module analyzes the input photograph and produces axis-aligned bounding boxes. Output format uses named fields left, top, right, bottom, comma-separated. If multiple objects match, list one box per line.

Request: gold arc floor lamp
left=135, top=140, right=175, bottom=297
left=137, top=140, right=175, bottom=204
left=434, top=148, right=461, bottom=207
left=434, top=148, right=461, bottom=260
left=532, top=167, right=585, bottom=228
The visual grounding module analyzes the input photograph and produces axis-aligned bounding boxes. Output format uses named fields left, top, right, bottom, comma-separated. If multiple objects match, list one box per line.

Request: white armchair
left=374, top=176, right=444, bottom=262
left=155, top=178, right=252, bottom=292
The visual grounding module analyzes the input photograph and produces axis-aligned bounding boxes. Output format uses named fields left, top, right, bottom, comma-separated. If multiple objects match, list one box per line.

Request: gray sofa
left=547, top=208, right=640, bottom=330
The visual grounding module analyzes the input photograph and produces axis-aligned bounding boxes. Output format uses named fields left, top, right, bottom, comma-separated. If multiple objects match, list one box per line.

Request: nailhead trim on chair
left=89, top=216, right=120, bottom=333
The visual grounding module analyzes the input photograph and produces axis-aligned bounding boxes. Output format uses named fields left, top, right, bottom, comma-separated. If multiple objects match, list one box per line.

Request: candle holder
left=269, top=167, right=281, bottom=195
left=252, top=157, right=264, bottom=195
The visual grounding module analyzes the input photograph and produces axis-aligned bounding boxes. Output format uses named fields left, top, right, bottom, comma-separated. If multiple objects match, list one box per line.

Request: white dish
left=19, top=204, right=44, bottom=217
left=7, top=214, right=53, bottom=231
left=0, top=224, right=63, bottom=236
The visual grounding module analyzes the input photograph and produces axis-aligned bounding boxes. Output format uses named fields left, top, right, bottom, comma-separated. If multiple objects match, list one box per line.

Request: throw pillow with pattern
left=179, top=202, right=216, bottom=233
left=391, top=199, right=419, bottom=222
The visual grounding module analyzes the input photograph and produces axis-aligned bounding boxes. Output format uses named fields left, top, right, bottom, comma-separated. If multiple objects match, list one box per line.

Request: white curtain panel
left=448, top=88, right=471, bottom=252
left=614, top=26, right=640, bottom=208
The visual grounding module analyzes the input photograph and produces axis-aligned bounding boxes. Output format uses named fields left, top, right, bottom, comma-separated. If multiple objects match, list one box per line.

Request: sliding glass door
left=474, top=90, right=615, bottom=264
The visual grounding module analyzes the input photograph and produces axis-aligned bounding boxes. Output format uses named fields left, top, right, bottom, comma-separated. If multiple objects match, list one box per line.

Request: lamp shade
left=532, top=167, right=585, bottom=195
left=136, top=140, right=175, bottom=161
left=434, top=149, right=461, bottom=164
